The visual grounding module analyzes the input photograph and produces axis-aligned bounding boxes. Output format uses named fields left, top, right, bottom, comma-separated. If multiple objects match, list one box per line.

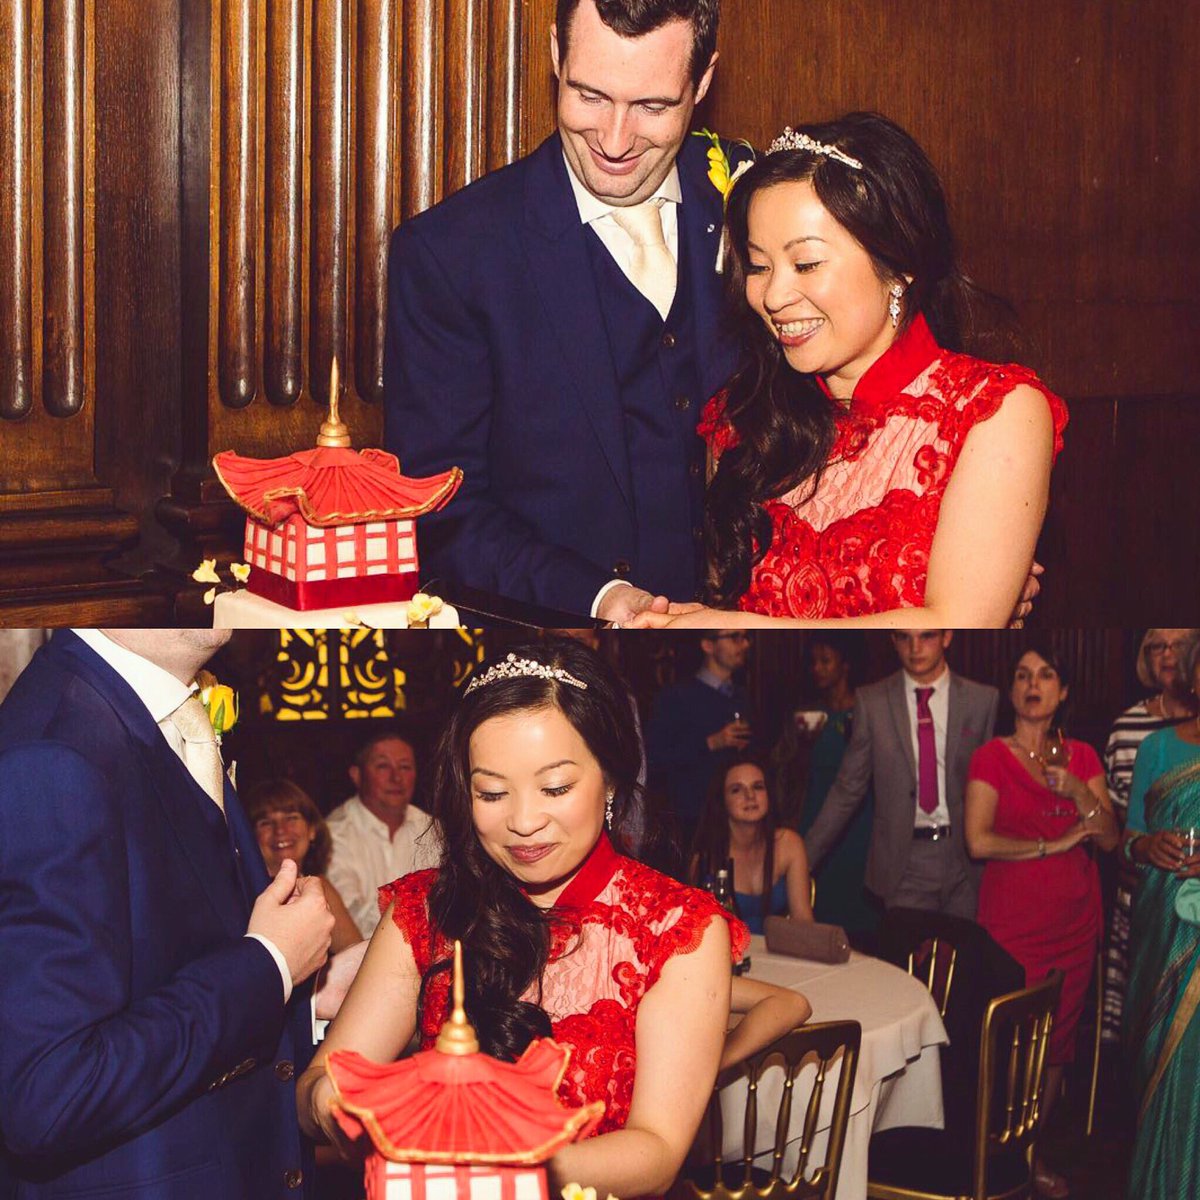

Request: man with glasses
left=803, top=630, right=998, bottom=918
left=646, top=631, right=754, bottom=831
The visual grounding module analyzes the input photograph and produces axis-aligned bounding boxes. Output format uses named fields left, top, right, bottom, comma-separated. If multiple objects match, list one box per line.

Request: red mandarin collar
left=551, top=832, right=621, bottom=911
left=816, top=312, right=942, bottom=418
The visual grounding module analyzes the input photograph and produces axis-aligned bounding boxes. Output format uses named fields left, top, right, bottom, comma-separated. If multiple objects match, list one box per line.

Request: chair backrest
left=972, top=971, right=1063, bottom=1200
left=906, top=937, right=958, bottom=1018
left=674, top=1021, right=862, bottom=1200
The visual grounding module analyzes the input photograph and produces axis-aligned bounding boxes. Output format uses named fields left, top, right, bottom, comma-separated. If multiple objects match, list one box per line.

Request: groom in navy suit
left=0, top=630, right=334, bottom=1199
left=385, top=0, right=742, bottom=621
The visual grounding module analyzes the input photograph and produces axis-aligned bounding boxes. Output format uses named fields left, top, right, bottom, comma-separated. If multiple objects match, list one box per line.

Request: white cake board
left=213, top=589, right=461, bottom=630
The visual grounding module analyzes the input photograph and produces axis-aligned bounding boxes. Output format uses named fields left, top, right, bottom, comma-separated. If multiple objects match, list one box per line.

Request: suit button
left=275, top=1060, right=295, bottom=1081
left=661, top=332, right=677, bottom=349
left=284, top=1168, right=304, bottom=1189
left=674, top=395, right=691, bottom=412
left=690, top=461, right=702, bottom=478
left=613, top=559, right=632, bottom=577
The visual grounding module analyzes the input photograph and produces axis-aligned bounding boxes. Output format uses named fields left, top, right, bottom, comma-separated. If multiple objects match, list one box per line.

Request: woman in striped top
left=1101, top=629, right=1198, bottom=1042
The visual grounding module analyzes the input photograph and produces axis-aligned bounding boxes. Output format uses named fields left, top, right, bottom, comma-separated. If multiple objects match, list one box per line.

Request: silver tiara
left=767, top=127, right=863, bottom=171
left=464, top=653, right=588, bottom=696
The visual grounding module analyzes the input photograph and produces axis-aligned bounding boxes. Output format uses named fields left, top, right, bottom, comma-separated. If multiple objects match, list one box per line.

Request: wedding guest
left=1123, top=639, right=1200, bottom=1200
left=965, top=646, right=1116, bottom=1199
left=631, top=111, right=1055, bottom=629
left=803, top=631, right=996, bottom=920
left=645, top=630, right=754, bottom=827
left=772, top=634, right=879, bottom=937
left=1101, top=629, right=1199, bottom=1043
left=326, top=732, right=441, bottom=938
left=690, top=755, right=813, bottom=933
left=0, top=630, right=333, bottom=1198
left=386, top=0, right=747, bottom=622
left=247, top=778, right=364, bottom=956
left=298, top=639, right=750, bottom=1198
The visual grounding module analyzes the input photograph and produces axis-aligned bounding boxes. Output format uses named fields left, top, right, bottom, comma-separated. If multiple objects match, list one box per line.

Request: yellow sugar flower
left=192, top=558, right=220, bottom=584
left=406, top=592, right=444, bottom=626
left=230, top=562, right=251, bottom=583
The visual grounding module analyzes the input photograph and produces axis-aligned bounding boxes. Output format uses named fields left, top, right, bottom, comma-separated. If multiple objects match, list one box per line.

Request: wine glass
left=1040, top=729, right=1074, bottom=816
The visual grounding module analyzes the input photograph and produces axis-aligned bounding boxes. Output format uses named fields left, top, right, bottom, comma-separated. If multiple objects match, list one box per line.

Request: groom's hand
left=248, top=858, right=335, bottom=987
left=596, top=583, right=670, bottom=626
left=1008, top=561, right=1044, bottom=628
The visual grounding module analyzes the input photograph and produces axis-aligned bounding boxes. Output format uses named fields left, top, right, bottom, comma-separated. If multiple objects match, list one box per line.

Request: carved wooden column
left=0, top=0, right=161, bottom=622
left=164, top=0, right=539, bottom=607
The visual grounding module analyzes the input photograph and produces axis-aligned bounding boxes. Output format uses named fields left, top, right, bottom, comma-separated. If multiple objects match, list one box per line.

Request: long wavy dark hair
left=705, top=111, right=1017, bottom=607
left=690, top=753, right=781, bottom=913
left=422, top=639, right=644, bottom=1061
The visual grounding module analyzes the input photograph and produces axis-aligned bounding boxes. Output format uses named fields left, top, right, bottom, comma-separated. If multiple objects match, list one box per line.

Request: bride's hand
left=627, top=604, right=727, bottom=629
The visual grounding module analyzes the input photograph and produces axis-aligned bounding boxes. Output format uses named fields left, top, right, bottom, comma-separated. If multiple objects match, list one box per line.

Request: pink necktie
left=915, top=687, right=938, bottom=814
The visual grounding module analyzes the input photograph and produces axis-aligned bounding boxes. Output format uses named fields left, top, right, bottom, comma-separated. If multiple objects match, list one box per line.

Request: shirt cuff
left=592, top=579, right=633, bottom=619
left=246, top=933, right=293, bottom=1004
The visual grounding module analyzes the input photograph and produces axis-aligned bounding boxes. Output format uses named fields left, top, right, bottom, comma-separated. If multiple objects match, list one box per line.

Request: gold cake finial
left=436, top=940, right=480, bottom=1056
left=317, top=355, right=352, bottom=448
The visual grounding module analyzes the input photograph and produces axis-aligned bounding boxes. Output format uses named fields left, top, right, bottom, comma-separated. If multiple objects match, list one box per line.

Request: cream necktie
left=610, top=200, right=677, bottom=320
left=168, top=694, right=227, bottom=815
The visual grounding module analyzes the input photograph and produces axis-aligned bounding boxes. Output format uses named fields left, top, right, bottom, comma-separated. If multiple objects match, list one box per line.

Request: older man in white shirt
left=326, top=732, right=442, bottom=937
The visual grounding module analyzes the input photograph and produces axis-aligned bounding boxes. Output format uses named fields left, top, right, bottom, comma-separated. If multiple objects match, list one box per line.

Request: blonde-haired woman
left=1101, top=630, right=1199, bottom=1043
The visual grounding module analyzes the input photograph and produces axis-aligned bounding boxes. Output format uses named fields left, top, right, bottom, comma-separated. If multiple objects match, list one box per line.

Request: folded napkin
left=764, top=916, right=850, bottom=963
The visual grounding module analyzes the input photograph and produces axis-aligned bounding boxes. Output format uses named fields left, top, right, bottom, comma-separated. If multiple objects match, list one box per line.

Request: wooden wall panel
left=0, top=0, right=96, bottom=490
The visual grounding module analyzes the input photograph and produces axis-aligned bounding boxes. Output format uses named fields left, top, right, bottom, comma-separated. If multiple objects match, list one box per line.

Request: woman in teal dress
left=772, top=634, right=879, bottom=938
left=1125, top=641, right=1200, bottom=1199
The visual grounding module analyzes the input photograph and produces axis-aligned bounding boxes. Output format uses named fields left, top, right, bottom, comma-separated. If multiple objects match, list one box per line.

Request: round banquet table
left=718, top=936, right=948, bottom=1200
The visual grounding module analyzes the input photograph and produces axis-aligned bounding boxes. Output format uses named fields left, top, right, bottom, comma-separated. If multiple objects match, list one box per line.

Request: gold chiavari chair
left=907, top=937, right=958, bottom=1019
left=866, top=971, right=1063, bottom=1200
left=671, top=1021, right=862, bottom=1200
left=1085, top=950, right=1103, bottom=1137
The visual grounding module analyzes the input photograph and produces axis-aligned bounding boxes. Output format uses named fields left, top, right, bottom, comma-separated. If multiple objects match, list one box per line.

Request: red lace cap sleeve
left=640, top=880, right=751, bottom=991
left=943, top=360, right=1068, bottom=463
left=967, top=737, right=1008, bottom=788
left=698, top=389, right=739, bottom=460
left=377, top=868, right=439, bottom=974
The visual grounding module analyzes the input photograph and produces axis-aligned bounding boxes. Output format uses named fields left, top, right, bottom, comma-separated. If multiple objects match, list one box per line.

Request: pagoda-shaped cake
left=326, top=943, right=605, bottom=1200
left=213, top=359, right=462, bottom=613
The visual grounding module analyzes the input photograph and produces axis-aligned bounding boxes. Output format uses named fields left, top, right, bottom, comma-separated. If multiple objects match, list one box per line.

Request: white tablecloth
left=719, top=937, right=947, bottom=1200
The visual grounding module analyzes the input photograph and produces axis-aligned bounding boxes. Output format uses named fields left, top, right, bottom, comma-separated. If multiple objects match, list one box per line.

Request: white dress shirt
left=326, top=796, right=443, bottom=938
left=902, top=664, right=951, bottom=829
left=71, top=629, right=293, bottom=1000
left=565, top=156, right=684, bottom=620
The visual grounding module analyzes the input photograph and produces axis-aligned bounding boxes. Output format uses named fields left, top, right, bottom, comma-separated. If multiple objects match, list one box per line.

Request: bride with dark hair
left=299, top=639, right=805, bottom=1196
left=633, top=111, right=1064, bottom=629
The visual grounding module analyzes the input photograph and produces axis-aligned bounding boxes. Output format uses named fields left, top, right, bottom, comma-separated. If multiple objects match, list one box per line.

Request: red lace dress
left=379, top=834, right=750, bottom=1136
left=698, top=315, right=1068, bottom=618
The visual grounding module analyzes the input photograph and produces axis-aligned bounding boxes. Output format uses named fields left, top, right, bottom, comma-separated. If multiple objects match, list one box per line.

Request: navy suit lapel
left=677, top=137, right=733, bottom=399
left=54, top=633, right=253, bottom=939
left=522, top=137, right=633, bottom=513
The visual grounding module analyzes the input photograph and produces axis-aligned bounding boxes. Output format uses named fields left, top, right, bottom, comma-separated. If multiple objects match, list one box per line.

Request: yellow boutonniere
left=694, top=128, right=755, bottom=208
left=196, top=671, right=238, bottom=741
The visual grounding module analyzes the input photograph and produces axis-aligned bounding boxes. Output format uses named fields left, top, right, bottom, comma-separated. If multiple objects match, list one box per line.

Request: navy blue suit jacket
left=0, top=632, right=313, bottom=1199
left=384, top=131, right=743, bottom=615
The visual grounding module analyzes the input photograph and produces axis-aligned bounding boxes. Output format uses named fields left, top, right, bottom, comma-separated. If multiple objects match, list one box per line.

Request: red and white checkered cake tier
left=242, top=513, right=420, bottom=610
left=369, top=1163, right=549, bottom=1200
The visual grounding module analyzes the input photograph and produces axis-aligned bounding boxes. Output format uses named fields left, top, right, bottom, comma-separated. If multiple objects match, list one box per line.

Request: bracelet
left=1082, top=802, right=1102, bottom=822
left=1124, top=834, right=1143, bottom=865
left=1037, top=836, right=1046, bottom=858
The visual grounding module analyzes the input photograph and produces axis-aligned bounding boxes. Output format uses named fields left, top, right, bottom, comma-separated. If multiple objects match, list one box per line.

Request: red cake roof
left=327, top=1039, right=603, bottom=1164
left=212, top=446, right=462, bottom=528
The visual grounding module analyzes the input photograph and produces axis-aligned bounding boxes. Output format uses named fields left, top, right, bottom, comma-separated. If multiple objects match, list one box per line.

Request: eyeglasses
left=1146, top=639, right=1190, bottom=658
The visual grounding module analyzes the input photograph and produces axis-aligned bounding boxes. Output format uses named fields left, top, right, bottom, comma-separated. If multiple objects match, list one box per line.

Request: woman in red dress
left=298, top=640, right=806, bottom=1198
left=965, top=646, right=1117, bottom=1197
left=632, top=112, right=1065, bottom=630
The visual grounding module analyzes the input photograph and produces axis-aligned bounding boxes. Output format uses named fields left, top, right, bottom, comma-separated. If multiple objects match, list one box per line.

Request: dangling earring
left=604, top=789, right=615, bottom=830
left=888, top=282, right=903, bottom=328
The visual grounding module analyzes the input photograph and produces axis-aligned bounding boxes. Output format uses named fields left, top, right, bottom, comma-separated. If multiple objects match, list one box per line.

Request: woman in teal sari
left=1125, top=641, right=1200, bottom=1199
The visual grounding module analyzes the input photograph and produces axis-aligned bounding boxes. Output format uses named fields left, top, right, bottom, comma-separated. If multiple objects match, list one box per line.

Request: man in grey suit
left=804, top=631, right=998, bottom=919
